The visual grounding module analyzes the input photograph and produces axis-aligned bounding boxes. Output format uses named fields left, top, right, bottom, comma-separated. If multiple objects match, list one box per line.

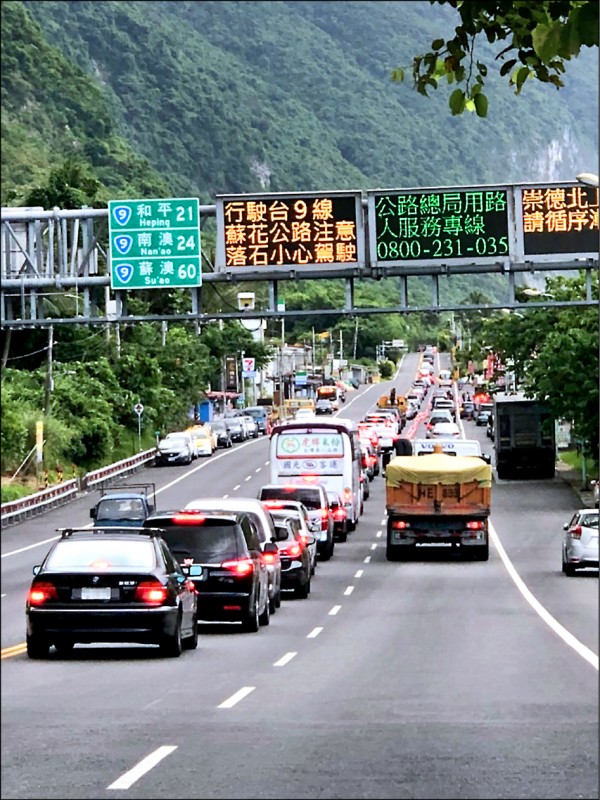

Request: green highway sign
left=368, top=185, right=513, bottom=268
left=109, top=198, right=201, bottom=289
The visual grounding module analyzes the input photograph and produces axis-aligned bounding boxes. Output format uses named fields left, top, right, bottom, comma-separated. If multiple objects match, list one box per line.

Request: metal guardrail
left=0, top=479, right=79, bottom=525
left=1, top=448, right=157, bottom=527
left=82, top=449, right=157, bottom=490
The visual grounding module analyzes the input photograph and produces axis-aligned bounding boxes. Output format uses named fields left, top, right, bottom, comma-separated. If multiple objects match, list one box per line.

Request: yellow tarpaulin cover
left=386, top=453, right=492, bottom=488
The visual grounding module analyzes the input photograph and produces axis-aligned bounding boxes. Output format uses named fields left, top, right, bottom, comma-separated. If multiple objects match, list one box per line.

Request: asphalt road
left=1, top=353, right=597, bottom=799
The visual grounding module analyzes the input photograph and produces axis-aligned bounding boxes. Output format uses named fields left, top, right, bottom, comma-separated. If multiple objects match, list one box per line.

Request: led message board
left=515, top=184, right=599, bottom=261
left=215, top=191, right=365, bottom=271
left=367, top=186, right=513, bottom=268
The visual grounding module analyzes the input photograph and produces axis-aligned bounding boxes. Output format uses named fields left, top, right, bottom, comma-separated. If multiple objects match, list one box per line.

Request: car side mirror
left=90, top=508, right=96, bottom=518
left=563, top=523, right=569, bottom=531
left=33, top=565, right=41, bottom=575
left=181, top=564, right=190, bottom=575
left=482, top=455, right=491, bottom=464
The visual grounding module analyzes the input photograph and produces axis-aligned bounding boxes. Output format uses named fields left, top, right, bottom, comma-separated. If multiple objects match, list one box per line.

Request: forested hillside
left=3, top=0, right=597, bottom=205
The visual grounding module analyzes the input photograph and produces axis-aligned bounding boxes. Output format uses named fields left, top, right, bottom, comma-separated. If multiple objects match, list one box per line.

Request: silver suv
left=258, top=484, right=335, bottom=561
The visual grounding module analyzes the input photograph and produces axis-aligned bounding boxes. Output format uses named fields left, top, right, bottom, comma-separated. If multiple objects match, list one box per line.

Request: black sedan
left=26, top=527, right=198, bottom=658
left=315, top=399, right=334, bottom=415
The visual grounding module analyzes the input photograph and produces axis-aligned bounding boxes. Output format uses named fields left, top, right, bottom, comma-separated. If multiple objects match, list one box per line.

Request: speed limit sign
left=134, top=403, right=144, bottom=416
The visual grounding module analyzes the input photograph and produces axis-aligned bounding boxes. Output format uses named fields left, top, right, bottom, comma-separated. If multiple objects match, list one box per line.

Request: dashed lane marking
left=217, top=686, right=256, bottom=708
left=307, top=627, right=323, bottom=638
left=364, top=556, right=371, bottom=564
left=274, top=652, right=297, bottom=667
left=370, top=543, right=377, bottom=551
left=344, top=586, right=354, bottom=596
left=107, top=746, right=178, bottom=791
left=354, top=569, right=364, bottom=578
left=329, top=605, right=342, bottom=616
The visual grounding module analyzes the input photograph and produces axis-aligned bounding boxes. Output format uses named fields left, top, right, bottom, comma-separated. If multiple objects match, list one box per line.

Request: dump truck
left=385, top=447, right=491, bottom=561
left=89, top=483, right=156, bottom=528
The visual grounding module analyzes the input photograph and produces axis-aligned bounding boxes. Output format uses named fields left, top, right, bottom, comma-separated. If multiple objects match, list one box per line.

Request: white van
left=269, top=418, right=362, bottom=530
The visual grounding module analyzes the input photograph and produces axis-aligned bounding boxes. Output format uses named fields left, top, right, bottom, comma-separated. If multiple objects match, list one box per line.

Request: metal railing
left=1, top=449, right=157, bottom=527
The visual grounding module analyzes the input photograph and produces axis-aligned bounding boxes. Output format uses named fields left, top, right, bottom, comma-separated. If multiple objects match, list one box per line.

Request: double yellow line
left=1, top=643, right=26, bottom=659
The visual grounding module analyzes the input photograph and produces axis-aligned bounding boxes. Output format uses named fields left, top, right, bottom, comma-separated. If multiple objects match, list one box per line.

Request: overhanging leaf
left=473, top=92, right=488, bottom=118
left=449, top=88, right=466, bottom=115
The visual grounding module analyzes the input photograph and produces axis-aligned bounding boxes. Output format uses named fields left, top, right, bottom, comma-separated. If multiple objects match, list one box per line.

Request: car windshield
left=46, top=539, right=156, bottom=570
left=212, top=421, right=226, bottom=431
left=244, top=409, right=265, bottom=419
left=260, top=487, right=322, bottom=509
left=149, top=520, right=240, bottom=562
left=97, top=498, right=146, bottom=519
left=160, top=436, right=186, bottom=447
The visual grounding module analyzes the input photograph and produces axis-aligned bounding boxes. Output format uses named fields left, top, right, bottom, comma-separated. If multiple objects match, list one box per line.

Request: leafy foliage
left=392, top=0, right=598, bottom=117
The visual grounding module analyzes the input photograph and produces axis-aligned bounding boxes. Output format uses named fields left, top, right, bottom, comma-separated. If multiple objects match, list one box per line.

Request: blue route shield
left=115, top=263, right=134, bottom=284
left=112, top=205, right=132, bottom=226
left=114, top=234, right=133, bottom=255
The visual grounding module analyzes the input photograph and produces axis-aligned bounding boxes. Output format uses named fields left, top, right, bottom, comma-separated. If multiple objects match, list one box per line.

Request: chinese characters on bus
left=277, top=433, right=344, bottom=458
left=521, top=186, right=599, bottom=255
left=372, top=189, right=510, bottom=263
left=221, top=194, right=359, bottom=267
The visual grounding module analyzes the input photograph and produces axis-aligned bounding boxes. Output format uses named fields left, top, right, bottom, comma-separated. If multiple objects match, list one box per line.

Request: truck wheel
left=386, top=544, right=403, bottom=561
left=471, top=543, right=489, bottom=561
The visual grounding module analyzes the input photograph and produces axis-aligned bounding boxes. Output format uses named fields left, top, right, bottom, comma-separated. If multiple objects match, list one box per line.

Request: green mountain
left=3, top=0, right=597, bottom=206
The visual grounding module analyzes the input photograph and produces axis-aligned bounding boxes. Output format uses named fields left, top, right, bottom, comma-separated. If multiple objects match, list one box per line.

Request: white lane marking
left=354, top=569, right=364, bottom=578
left=489, top=522, right=598, bottom=670
left=217, top=686, right=256, bottom=708
left=380, top=518, right=387, bottom=525
left=0, top=593, right=6, bottom=598
left=329, top=605, right=341, bottom=615
left=222, top=494, right=229, bottom=499
left=233, top=484, right=241, bottom=491
left=376, top=530, right=383, bottom=538
left=274, top=652, right=297, bottom=667
left=344, top=586, right=354, bottom=596
left=370, top=543, right=377, bottom=551
left=2, top=436, right=265, bottom=559
left=107, top=746, right=177, bottom=791
left=255, top=467, right=261, bottom=473
left=265, top=460, right=270, bottom=465
left=244, top=475, right=252, bottom=481
left=1, top=536, right=63, bottom=558
left=364, top=556, right=371, bottom=564
left=307, top=627, right=323, bottom=638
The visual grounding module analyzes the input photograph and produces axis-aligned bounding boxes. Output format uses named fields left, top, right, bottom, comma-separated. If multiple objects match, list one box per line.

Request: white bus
left=269, top=418, right=362, bottom=530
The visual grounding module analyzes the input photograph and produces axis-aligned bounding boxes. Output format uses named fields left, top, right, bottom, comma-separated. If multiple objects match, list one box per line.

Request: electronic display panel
left=516, top=184, right=599, bottom=259
left=368, top=186, right=513, bottom=268
left=215, top=191, right=365, bottom=271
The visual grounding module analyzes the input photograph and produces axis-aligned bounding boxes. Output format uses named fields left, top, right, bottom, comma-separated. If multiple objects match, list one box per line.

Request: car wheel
left=269, top=593, right=277, bottom=614
left=561, top=558, right=567, bottom=574
left=53, top=637, right=75, bottom=655
left=295, top=578, right=309, bottom=599
left=275, top=589, right=282, bottom=608
left=564, top=561, right=577, bottom=577
left=337, top=529, right=348, bottom=543
left=259, top=593, right=270, bottom=626
left=241, top=596, right=259, bottom=632
left=26, top=632, right=50, bottom=659
left=160, top=614, right=183, bottom=657
left=182, top=617, right=198, bottom=650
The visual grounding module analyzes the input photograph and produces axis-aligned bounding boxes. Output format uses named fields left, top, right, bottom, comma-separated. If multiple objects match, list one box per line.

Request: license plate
left=81, top=587, right=111, bottom=600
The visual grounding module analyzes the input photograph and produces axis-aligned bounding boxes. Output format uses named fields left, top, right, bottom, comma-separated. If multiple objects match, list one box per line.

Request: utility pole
left=352, top=318, right=358, bottom=360
left=44, top=325, right=54, bottom=415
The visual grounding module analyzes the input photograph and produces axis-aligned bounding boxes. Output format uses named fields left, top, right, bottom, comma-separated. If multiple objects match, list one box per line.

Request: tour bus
left=269, top=418, right=362, bottom=530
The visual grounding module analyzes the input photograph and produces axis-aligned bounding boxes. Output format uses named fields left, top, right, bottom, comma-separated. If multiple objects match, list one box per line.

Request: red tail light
left=186, top=580, right=198, bottom=594
left=392, top=520, right=410, bottom=529
left=221, top=558, right=254, bottom=576
left=172, top=513, right=206, bottom=525
left=569, top=525, right=583, bottom=539
left=343, top=487, right=352, bottom=502
left=321, top=508, right=329, bottom=520
left=264, top=500, right=285, bottom=509
left=262, top=552, right=276, bottom=565
left=27, top=582, right=58, bottom=606
left=368, top=456, right=377, bottom=466
left=334, top=507, right=347, bottom=520
left=281, top=542, right=302, bottom=558
left=466, top=521, right=484, bottom=530
left=135, top=581, right=168, bottom=604
left=299, top=532, right=311, bottom=545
